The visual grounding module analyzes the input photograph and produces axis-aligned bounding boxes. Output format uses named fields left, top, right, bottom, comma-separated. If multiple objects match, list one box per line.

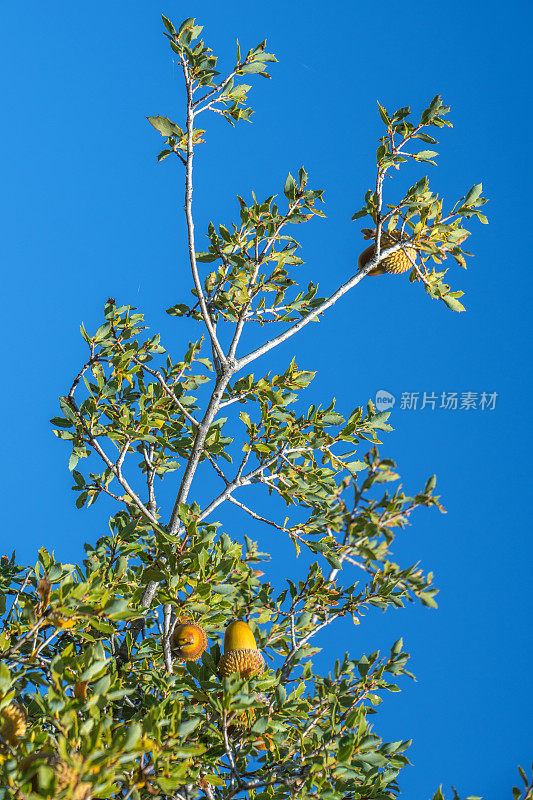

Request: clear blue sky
left=1, top=2, right=532, bottom=798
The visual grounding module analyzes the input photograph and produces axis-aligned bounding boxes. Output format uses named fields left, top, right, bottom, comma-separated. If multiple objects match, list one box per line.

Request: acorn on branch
left=21, top=751, right=91, bottom=799
left=358, top=229, right=418, bottom=276
left=0, top=701, right=26, bottom=751
left=171, top=621, right=208, bottom=662
left=218, top=620, right=264, bottom=678
left=73, top=681, right=88, bottom=701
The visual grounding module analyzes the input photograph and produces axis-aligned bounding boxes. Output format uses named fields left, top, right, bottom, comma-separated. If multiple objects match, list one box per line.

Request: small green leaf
left=239, top=62, right=267, bottom=74
left=464, top=183, right=483, bottom=206
left=177, top=718, right=201, bottom=737
left=212, top=584, right=236, bottom=595
left=162, top=15, right=176, bottom=35
left=147, top=116, right=183, bottom=138
left=442, top=295, right=466, bottom=313
left=284, top=173, right=297, bottom=200
left=275, top=684, right=287, bottom=706
left=377, top=101, right=390, bottom=125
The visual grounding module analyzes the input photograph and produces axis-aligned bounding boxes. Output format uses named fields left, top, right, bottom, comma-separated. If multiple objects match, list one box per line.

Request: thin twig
left=162, top=602, right=173, bottom=675
left=180, top=53, right=226, bottom=365
left=235, top=240, right=405, bottom=369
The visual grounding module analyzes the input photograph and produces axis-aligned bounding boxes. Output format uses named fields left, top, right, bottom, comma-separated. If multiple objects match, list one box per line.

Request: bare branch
left=193, top=68, right=241, bottom=112
left=162, top=602, right=174, bottom=675
left=180, top=54, right=226, bottom=366
left=197, top=451, right=283, bottom=523
left=235, top=241, right=404, bottom=369
left=228, top=496, right=287, bottom=532
left=3, top=570, right=31, bottom=629
left=67, top=344, right=96, bottom=401
left=77, top=416, right=160, bottom=527
left=169, top=370, right=233, bottom=533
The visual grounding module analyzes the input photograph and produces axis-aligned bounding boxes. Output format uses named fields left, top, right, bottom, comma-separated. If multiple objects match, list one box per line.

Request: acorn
left=21, top=751, right=91, bottom=799
left=0, top=701, right=26, bottom=748
left=358, top=229, right=418, bottom=276
left=218, top=620, right=264, bottom=678
left=171, top=622, right=208, bottom=662
left=73, top=681, right=88, bottom=701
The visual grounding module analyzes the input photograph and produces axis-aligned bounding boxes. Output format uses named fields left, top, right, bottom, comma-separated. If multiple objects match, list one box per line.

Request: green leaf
left=391, top=638, right=403, bottom=656
left=0, top=662, right=11, bottom=693
left=251, top=716, right=269, bottom=734
left=424, top=475, right=437, bottom=493
left=178, top=17, right=195, bottom=34
left=419, top=591, right=439, bottom=609
left=162, top=15, right=176, bottom=35
left=94, top=321, right=111, bottom=342
left=275, top=684, right=287, bottom=706
left=50, top=417, right=73, bottom=429
left=284, top=173, right=297, bottom=200
left=322, top=412, right=345, bottom=425
left=367, top=411, right=391, bottom=429
left=124, top=722, right=141, bottom=750
left=212, top=584, right=236, bottom=595
left=79, top=659, right=108, bottom=682
left=464, top=183, right=483, bottom=206
left=442, top=295, right=466, bottom=313
left=147, top=115, right=183, bottom=138
left=178, top=718, right=201, bottom=737
left=344, top=460, right=367, bottom=476
left=239, top=62, right=267, bottom=74
left=377, top=102, right=390, bottom=125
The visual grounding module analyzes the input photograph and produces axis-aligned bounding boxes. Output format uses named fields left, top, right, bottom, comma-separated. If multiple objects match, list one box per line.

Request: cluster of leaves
left=353, top=96, right=488, bottom=312
left=513, top=764, right=533, bottom=800
left=51, top=301, right=212, bottom=513
left=50, top=302, right=443, bottom=587
left=149, top=15, right=277, bottom=162
left=0, top=476, right=441, bottom=798
left=167, top=168, right=325, bottom=326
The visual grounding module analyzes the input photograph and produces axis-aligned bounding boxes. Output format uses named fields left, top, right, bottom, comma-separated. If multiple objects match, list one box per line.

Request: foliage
left=0, top=12, right=505, bottom=800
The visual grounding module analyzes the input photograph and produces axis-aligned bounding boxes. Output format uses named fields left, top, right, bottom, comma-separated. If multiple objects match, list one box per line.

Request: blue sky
left=1, top=2, right=532, bottom=798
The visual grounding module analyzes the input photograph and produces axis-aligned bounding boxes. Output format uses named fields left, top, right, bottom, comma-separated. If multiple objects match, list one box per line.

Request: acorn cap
left=22, top=751, right=91, bottom=799
left=171, top=622, right=208, bottom=662
left=73, top=681, right=88, bottom=701
left=358, top=231, right=418, bottom=276
left=218, top=647, right=265, bottom=678
left=0, top=701, right=26, bottom=747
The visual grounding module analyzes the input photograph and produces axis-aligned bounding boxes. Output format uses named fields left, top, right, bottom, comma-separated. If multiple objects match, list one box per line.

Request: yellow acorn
left=22, top=751, right=91, bottom=799
left=218, top=620, right=265, bottom=678
left=358, top=229, right=418, bottom=276
left=171, top=622, right=208, bottom=662
left=0, top=701, right=26, bottom=749
left=73, top=681, right=88, bottom=701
